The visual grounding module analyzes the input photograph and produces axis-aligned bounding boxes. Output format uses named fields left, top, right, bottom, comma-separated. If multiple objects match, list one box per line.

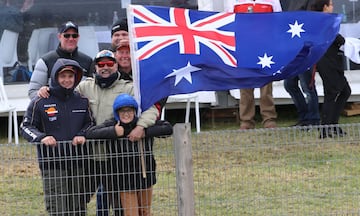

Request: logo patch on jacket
left=45, top=106, right=58, bottom=121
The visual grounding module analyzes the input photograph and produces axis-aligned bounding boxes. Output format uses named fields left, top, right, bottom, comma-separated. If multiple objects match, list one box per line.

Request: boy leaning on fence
left=36, top=49, right=159, bottom=214
left=86, top=93, right=173, bottom=216
left=20, top=58, right=95, bottom=215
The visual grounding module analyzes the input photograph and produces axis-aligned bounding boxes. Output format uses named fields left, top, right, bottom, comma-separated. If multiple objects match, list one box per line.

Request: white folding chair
left=78, top=26, right=100, bottom=59
left=27, top=27, right=58, bottom=71
left=161, top=93, right=201, bottom=133
left=27, top=28, right=40, bottom=72
left=38, top=27, right=58, bottom=55
left=0, top=77, right=19, bottom=144
left=0, top=30, right=19, bottom=78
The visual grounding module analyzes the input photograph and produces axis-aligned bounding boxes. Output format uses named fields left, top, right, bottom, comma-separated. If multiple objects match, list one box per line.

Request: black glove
left=335, top=34, right=345, bottom=47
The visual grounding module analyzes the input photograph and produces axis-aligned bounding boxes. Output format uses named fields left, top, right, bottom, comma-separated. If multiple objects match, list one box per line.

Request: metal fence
left=1, top=123, right=360, bottom=215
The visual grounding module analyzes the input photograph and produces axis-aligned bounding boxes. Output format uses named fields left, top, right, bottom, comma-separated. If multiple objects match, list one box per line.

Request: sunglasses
left=97, top=61, right=115, bottom=68
left=63, top=33, right=79, bottom=39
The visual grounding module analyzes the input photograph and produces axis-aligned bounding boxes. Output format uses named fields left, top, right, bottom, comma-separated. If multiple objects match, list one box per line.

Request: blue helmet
left=113, top=93, right=138, bottom=121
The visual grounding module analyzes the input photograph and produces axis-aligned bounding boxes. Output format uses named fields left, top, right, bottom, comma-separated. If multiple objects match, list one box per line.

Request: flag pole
left=127, top=4, right=142, bottom=114
left=128, top=5, right=147, bottom=178
left=139, top=139, right=147, bottom=178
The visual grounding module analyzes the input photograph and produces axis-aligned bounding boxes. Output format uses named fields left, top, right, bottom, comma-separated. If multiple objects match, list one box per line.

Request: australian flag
left=127, top=5, right=342, bottom=111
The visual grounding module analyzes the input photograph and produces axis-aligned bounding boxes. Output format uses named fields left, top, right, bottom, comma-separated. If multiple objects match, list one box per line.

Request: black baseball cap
left=59, top=21, right=79, bottom=33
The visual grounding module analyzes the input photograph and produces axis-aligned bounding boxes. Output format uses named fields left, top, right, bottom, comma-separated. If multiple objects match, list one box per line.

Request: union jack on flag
left=133, top=6, right=237, bottom=66
left=127, top=5, right=342, bottom=111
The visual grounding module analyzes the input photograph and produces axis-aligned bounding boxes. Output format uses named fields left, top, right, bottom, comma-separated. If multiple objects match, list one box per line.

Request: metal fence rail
left=1, top=123, right=360, bottom=215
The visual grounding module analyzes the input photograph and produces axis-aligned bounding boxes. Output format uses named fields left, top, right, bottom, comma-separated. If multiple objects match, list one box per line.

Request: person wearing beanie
left=110, top=18, right=129, bottom=51
left=20, top=58, right=95, bottom=215
left=86, top=93, right=172, bottom=216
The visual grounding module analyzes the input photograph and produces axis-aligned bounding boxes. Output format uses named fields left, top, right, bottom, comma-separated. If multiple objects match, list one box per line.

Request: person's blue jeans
left=96, top=184, right=109, bottom=216
left=284, top=69, right=320, bottom=124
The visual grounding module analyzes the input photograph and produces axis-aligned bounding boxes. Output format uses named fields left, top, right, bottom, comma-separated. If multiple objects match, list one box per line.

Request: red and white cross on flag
left=131, top=6, right=237, bottom=67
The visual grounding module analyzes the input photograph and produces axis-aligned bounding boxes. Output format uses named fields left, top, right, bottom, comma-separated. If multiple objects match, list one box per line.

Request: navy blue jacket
left=21, top=59, right=95, bottom=170
left=86, top=119, right=172, bottom=190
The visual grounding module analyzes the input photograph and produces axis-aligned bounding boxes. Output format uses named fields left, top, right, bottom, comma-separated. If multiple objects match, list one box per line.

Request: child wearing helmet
left=86, top=93, right=172, bottom=216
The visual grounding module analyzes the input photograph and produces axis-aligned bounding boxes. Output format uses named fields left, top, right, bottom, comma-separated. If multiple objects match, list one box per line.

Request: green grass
left=1, top=132, right=360, bottom=215
left=188, top=131, right=360, bottom=215
left=152, top=131, right=360, bottom=215
left=1, top=105, right=360, bottom=215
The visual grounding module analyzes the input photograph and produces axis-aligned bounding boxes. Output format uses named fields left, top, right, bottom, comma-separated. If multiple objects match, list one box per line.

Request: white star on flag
left=287, top=20, right=305, bottom=38
left=165, top=62, right=202, bottom=86
left=257, top=53, right=274, bottom=68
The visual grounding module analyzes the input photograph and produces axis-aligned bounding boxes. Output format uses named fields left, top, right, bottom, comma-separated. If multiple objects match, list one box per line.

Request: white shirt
left=342, top=37, right=360, bottom=64
left=198, top=0, right=214, bottom=11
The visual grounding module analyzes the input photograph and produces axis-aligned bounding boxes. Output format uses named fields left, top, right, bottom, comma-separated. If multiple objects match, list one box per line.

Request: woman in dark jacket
left=86, top=93, right=172, bottom=216
left=312, top=0, right=351, bottom=138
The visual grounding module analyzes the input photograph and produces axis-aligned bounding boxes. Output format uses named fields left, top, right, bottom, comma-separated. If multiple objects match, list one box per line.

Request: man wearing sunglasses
left=28, top=21, right=93, bottom=99
left=76, top=49, right=158, bottom=215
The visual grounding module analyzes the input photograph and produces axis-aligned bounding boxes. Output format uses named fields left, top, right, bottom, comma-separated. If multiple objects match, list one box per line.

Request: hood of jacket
left=49, top=58, right=83, bottom=99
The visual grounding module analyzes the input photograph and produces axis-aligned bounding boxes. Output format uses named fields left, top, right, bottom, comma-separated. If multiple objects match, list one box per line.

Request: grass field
left=2, top=126, right=360, bottom=215
left=1, top=104, right=360, bottom=135
left=1, top=105, right=360, bottom=215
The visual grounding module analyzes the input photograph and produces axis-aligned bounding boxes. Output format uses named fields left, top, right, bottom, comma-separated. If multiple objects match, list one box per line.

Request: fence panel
left=191, top=124, right=360, bottom=215
left=1, top=124, right=360, bottom=215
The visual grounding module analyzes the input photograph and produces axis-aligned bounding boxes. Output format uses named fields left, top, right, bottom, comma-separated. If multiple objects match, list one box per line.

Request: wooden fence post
left=173, top=123, right=195, bottom=216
